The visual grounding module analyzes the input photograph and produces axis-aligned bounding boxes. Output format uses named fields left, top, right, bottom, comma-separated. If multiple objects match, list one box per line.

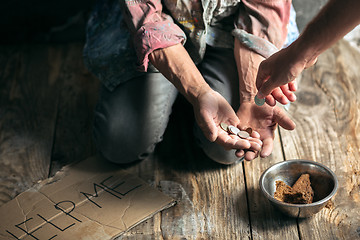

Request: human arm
left=256, top=0, right=360, bottom=104
left=149, top=44, right=263, bottom=158
left=234, top=39, right=295, bottom=158
left=233, top=0, right=296, bottom=158
left=119, top=0, right=186, bottom=71
left=120, top=0, right=262, bottom=158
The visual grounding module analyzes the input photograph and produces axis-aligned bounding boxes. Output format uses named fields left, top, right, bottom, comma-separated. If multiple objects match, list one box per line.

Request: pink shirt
left=120, top=0, right=291, bottom=71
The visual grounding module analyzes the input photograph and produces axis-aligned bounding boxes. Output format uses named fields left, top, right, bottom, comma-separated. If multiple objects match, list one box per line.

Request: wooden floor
left=0, top=40, right=359, bottom=240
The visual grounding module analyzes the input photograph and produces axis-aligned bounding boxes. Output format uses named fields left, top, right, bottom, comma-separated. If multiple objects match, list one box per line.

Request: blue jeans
left=93, top=46, right=244, bottom=164
left=93, top=7, right=300, bottom=165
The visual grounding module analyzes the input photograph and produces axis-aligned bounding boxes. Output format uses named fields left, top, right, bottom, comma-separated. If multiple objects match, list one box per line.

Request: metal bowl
left=259, top=159, right=338, bottom=218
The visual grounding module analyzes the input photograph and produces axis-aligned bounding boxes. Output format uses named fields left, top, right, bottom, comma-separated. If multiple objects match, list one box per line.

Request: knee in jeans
left=202, top=144, right=241, bottom=165
left=94, top=121, right=155, bottom=164
left=96, top=133, right=155, bottom=164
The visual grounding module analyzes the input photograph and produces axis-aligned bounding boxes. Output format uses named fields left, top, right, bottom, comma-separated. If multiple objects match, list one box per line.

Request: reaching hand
left=255, top=46, right=317, bottom=106
left=236, top=101, right=296, bottom=158
left=192, top=88, right=263, bottom=160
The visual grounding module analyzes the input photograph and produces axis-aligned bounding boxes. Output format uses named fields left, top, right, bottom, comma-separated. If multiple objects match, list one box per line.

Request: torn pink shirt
left=120, top=0, right=291, bottom=72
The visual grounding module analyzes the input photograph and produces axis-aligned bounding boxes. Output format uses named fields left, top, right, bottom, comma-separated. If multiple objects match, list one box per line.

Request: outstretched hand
left=236, top=101, right=296, bottom=158
left=192, top=88, right=263, bottom=160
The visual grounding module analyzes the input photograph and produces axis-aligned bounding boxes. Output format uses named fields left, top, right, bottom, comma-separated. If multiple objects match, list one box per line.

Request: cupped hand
left=192, top=88, right=262, bottom=157
left=236, top=101, right=296, bottom=158
left=256, top=46, right=317, bottom=105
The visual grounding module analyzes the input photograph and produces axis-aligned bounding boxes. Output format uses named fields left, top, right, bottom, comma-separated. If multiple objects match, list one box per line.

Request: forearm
left=292, top=0, right=360, bottom=65
left=234, top=38, right=265, bottom=103
left=149, top=43, right=211, bottom=105
left=119, top=0, right=185, bottom=72
left=233, top=0, right=289, bottom=102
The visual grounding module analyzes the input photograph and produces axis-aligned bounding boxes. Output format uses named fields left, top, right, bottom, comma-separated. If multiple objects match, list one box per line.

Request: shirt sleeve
left=120, top=0, right=186, bottom=72
left=234, top=0, right=291, bottom=52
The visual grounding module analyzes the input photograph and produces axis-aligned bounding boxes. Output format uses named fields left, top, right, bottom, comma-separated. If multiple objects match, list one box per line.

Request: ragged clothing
left=83, top=0, right=299, bottom=91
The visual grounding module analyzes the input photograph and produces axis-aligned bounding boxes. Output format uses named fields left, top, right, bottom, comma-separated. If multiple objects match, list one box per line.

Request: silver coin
left=228, top=125, right=240, bottom=135
left=237, top=130, right=250, bottom=139
left=254, top=95, right=265, bottom=106
left=220, top=122, right=229, bottom=132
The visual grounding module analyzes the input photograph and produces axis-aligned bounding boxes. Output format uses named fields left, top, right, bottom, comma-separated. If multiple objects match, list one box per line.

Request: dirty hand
left=236, top=101, right=296, bottom=158
left=192, top=88, right=262, bottom=156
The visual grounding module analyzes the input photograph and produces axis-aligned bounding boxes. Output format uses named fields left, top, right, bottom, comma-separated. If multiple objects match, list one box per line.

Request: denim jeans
left=93, top=45, right=244, bottom=164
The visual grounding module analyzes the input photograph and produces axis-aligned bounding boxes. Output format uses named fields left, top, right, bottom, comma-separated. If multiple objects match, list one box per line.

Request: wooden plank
left=123, top=97, right=252, bottom=239
left=0, top=45, right=59, bottom=206
left=280, top=40, right=360, bottom=240
left=244, top=129, right=300, bottom=239
left=48, top=43, right=99, bottom=176
left=43, top=43, right=161, bottom=239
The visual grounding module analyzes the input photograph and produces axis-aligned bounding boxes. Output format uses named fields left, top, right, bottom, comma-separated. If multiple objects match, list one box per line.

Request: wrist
left=185, top=81, right=213, bottom=106
left=240, top=89, right=257, bottom=104
left=149, top=44, right=212, bottom=105
left=236, top=49, right=264, bottom=104
left=290, top=34, right=319, bottom=68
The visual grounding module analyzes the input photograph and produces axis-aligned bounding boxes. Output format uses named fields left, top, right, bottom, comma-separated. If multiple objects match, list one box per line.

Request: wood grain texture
left=244, top=131, right=300, bottom=240
left=155, top=103, right=251, bottom=240
left=280, top=40, right=360, bottom=240
left=48, top=43, right=99, bottom=176
left=1, top=39, right=360, bottom=239
left=122, top=97, right=252, bottom=240
left=0, top=45, right=59, bottom=206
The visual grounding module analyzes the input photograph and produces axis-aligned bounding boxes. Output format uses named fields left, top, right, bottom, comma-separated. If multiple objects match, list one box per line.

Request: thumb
left=257, top=77, right=280, bottom=99
left=274, top=108, right=296, bottom=130
left=197, top=113, right=218, bottom=142
left=256, top=61, right=272, bottom=98
left=305, top=57, right=318, bottom=69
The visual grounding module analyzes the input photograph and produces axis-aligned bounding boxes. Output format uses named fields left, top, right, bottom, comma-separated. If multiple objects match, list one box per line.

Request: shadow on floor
left=155, top=95, right=232, bottom=173
left=236, top=185, right=299, bottom=230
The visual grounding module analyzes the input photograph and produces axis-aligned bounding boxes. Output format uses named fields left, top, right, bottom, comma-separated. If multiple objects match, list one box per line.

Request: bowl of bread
left=260, top=159, right=338, bottom=218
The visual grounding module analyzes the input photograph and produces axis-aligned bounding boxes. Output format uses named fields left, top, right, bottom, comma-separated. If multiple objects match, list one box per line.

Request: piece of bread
left=274, top=174, right=314, bottom=204
left=291, top=173, right=314, bottom=204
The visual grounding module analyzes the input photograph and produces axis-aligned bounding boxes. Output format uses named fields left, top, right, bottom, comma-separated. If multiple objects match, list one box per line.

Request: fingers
left=245, top=150, right=258, bottom=161
left=217, top=134, right=263, bottom=152
left=265, top=95, right=276, bottom=107
left=255, top=61, right=271, bottom=97
left=248, top=137, right=262, bottom=151
left=235, top=149, right=245, bottom=158
left=250, top=130, right=260, bottom=138
left=270, top=88, right=289, bottom=105
left=235, top=149, right=259, bottom=161
left=198, top=113, right=218, bottom=142
left=280, top=84, right=296, bottom=102
left=234, top=134, right=262, bottom=161
left=218, top=126, right=263, bottom=161
left=235, top=135, right=272, bottom=160
left=256, top=64, right=297, bottom=101
left=257, top=78, right=277, bottom=99
left=260, top=137, right=274, bottom=158
left=216, top=132, right=251, bottom=150
left=274, top=107, right=296, bottom=130
left=256, top=49, right=302, bottom=101
left=288, top=80, right=297, bottom=92
left=263, top=82, right=297, bottom=106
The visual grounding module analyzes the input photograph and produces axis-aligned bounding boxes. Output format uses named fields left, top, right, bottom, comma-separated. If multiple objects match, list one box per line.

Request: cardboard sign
left=0, top=156, right=175, bottom=240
